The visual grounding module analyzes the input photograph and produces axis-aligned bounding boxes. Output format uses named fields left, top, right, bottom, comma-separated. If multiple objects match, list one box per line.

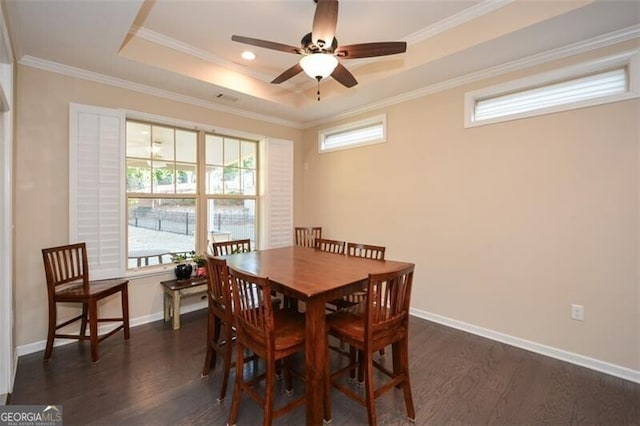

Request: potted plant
left=191, top=253, right=207, bottom=277
left=171, top=252, right=193, bottom=280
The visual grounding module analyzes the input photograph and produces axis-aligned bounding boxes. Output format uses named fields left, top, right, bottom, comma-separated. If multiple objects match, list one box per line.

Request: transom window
left=318, top=114, right=387, bottom=153
left=465, top=50, right=640, bottom=127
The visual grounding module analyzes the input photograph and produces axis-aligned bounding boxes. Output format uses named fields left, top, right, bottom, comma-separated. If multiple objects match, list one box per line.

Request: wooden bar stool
left=41, top=242, right=130, bottom=363
left=325, top=265, right=416, bottom=425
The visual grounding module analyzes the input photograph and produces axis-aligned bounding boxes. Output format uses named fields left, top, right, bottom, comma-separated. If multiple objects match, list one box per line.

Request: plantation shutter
left=260, top=138, right=293, bottom=249
left=69, top=103, right=125, bottom=279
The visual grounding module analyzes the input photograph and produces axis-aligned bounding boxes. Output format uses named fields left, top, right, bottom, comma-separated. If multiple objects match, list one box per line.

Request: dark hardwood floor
left=9, top=309, right=640, bottom=425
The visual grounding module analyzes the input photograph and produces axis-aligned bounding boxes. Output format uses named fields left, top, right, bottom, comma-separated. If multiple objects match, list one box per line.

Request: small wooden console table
left=160, top=276, right=208, bottom=330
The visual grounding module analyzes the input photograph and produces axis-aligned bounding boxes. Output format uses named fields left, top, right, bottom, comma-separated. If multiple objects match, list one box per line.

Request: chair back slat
left=42, top=243, right=90, bottom=292
left=295, top=227, right=322, bottom=248
left=228, top=266, right=274, bottom=350
left=205, top=255, right=231, bottom=312
left=366, top=265, right=414, bottom=336
left=315, top=238, right=345, bottom=254
left=211, top=239, right=251, bottom=256
left=346, top=242, right=385, bottom=260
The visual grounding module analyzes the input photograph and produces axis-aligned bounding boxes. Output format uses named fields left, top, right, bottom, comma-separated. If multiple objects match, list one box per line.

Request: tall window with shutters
left=71, top=104, right=291, bottom=274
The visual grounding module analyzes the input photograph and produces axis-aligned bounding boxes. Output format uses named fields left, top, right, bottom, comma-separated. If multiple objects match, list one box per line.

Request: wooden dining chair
left=294, top=227, right=321, bottom=248
left=227, top=266, right=306, bottom=426
left=41, top=242, right=130, bottom=363
left=202, top=255, right=281, bottom=403
left=211, top=239, right=251, bottom=256
left=201, top=255, right=236, bottom=403
left=325, top=265, right=416, bottom=425
left=326, top=242, right=386, bottom=312
left=315, top=238, right=345, bottom=254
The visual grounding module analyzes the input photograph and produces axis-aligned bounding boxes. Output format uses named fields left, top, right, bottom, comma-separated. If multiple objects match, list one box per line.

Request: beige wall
left=301, top=49, right=639, bottom=370
left=14, top=65, right=303, bottom=348
left=14, top=45, right=640, bottom=373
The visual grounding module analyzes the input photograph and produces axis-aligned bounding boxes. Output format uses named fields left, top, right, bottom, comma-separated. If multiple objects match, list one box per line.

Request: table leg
left=163, top=291, right=170, bottom=322
left=172, top=292, right=181, bottom=330
left=305, top=298, right=326, bottom=425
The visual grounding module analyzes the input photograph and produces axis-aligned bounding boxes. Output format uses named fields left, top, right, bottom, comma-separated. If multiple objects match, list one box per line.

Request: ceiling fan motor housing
left=301, top=32, right=338, bottom=53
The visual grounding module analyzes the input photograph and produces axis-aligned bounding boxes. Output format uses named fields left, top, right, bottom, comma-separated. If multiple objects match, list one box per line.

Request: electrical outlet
left=571, top=304, right=584, bottom=321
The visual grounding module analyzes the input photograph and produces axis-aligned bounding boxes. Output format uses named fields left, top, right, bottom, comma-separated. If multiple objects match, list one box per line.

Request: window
left=71, top=105, right=292, bottom=276
left=125, top=121, right=259, bottom=269
left=465, top=50, right=640, bottom=127
left=205, top=134, right=258, bottom=252
left=126, top=121, right=198, bottom=268
left=319, top=114, right=386, bottom=153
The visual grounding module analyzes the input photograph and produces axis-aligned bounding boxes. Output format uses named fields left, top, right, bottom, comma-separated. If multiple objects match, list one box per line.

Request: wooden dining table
left=222, top=245, right=414, bottom=425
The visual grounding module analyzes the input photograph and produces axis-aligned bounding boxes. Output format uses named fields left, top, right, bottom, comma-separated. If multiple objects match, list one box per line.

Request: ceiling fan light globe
left=299, top=53, right=338, bottom=80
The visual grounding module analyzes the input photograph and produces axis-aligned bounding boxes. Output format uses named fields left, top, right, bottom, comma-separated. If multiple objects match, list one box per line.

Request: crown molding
left=131, top=0, right=515, bottom=95
left=18, top=55, right=303, bottom=129
left=305, top=24, right=640, bottom=128
left=16, top=24, right=640, bottom=130
left=405, top=0, right=514, bottom=45
left=302, top=0, right=515, bottom=94
left=130, top=26, right=274, bottom=84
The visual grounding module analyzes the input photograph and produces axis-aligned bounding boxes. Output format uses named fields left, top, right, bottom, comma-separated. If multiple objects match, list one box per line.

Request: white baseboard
left=17, top=304, right=639, bottom=384
left=410, top=308, right=640, bottom=384
left=16, top=301, right=207, bottom=357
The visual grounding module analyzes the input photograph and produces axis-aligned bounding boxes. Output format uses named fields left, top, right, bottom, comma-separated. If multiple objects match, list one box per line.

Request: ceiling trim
left=17, top=55, right=303, bottom=129
left=16, top=24, right=640, bottom=129
left=130, top=0, right=514, bottom=94
left=307, top=24, right=640, bottom=128
left=405, top=0, right=514, bottom=45
left=130, top=25, right=275, bottom=84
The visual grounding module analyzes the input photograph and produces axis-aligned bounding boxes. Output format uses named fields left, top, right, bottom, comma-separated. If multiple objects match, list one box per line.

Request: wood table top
left=222, top=245, right=413, bottom=299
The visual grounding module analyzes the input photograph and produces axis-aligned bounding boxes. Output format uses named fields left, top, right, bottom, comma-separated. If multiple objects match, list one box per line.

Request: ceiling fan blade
left=271, top=63, right=304, bottom=84
left=312, top=0, right=338, bottom=49
left=231, top=35, right=303, bottom=55
left=331, top=62, right=358, bottom=88
left=335, top=42, right=407, bottom=59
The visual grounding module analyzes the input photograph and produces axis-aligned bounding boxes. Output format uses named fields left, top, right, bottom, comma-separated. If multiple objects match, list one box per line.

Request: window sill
left=126, top=264, right=176, bottom=280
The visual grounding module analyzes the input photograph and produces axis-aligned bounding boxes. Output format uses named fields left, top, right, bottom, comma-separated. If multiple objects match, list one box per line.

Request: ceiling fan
left=231, top=0, right=407, bottom=96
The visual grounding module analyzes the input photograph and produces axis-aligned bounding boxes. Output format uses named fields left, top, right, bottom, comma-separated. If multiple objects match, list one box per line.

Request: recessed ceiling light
left=241, top=51, right=256, bottom=61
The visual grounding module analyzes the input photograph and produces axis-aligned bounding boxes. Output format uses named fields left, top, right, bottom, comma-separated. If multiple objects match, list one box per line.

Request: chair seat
left=54, top=278, right=128, bottom=301
left=328, top=307, right=407, bottom=351
left=273, top=311, right=305, bottom=351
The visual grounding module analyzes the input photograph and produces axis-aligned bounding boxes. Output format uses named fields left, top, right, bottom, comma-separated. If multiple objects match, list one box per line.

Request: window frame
left=464, top=50, right=640, bottom=128
left=204, top=132, right=260, bottom=252
left=125, top=119, right=260, bottom=272
left=318, top=114, right=387, bottom=153
left=71, top=105, right=293, bottom=279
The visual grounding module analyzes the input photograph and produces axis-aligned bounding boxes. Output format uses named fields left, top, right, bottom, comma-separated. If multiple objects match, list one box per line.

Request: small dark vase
left=174, top=264, right=193, bottom=280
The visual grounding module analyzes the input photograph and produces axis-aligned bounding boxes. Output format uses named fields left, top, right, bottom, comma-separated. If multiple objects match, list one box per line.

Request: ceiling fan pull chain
left=316, top=76, right=321, bottom=101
